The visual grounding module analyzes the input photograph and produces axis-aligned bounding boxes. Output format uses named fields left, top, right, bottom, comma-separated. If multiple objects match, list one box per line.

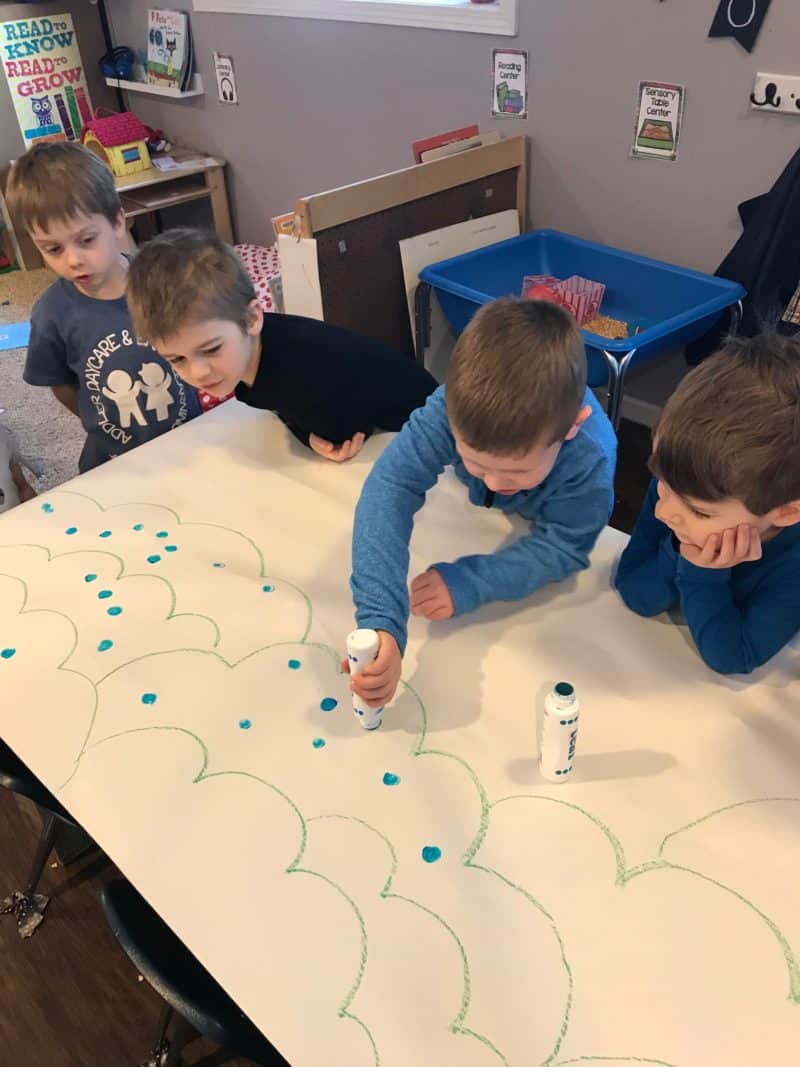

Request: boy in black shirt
left=127, top=228, right=436, bottom=461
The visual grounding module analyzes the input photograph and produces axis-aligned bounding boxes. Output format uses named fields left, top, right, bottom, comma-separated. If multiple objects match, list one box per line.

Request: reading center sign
left=631, top=80, right=685, bottom=162
left=0, top=13, right=93, bottom=147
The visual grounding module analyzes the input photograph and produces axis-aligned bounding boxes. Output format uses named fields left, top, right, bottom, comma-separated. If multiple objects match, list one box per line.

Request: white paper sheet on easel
left=278, top=234, right=324, bottom=320
left=399, top=210, right=519, bottom=382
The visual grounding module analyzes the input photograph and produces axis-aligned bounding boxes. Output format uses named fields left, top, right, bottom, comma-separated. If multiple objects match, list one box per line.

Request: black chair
left=100, top=878, right=288, bottom=1067
left=0, top=738, right=91, bottom=937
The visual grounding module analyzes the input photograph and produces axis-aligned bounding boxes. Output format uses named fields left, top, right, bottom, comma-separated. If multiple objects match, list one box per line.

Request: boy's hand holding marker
left=342, top=629, right=402, bottom=709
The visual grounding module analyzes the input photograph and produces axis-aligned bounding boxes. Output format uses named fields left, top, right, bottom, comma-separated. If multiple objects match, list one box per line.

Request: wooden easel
left=290, top=136, right=528, bottom=355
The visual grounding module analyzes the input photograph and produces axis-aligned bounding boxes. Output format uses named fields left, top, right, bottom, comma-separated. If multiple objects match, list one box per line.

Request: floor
left=1, top=268, right=654, bottom=1066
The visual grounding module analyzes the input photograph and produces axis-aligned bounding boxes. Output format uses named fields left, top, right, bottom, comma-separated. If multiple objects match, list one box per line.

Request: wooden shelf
left=119, top=177, right=210, bottom=217
left=105, top=73, right=203, bottom=99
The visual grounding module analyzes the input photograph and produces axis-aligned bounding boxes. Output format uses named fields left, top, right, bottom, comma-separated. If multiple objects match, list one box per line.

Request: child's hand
left=340, top=629, right=402, bottom=707
left=410, top=568, right=455, bottom=620
left=10, top=462, right=36, bottom=503
left=680, top=525, right=762, bottom=569
left=309, top=432, right=366, bottom=463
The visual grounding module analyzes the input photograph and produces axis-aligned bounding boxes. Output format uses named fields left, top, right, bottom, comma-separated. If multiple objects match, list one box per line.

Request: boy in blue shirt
left=615, top=335, right=800, bottom=675
left=6, top=142, right=202, bottom=473
left=348, top=298, right=617, bottom=708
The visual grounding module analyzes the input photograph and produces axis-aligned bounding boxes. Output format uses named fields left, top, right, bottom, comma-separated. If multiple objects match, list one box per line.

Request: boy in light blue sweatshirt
left=348, top=298, right=617, bottom=708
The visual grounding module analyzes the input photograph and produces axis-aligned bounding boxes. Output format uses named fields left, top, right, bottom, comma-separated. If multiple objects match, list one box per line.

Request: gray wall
left=0, top=2, right=115, bottom=163
left=104, top=1, right=798, bottom=272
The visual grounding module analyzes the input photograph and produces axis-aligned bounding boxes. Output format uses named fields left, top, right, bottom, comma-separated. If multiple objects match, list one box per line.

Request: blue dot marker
left=97, top=639, right=113, bottom=653
left=239, top=719, right=252, bottom=730
left=382, top=772, right=400, bottom=786
left=288, top=659, right=301, bottom=670
left=84, top=573, right=97, bottom=583
left=41, top=503, right=53, bottom=513
left=164, top=545, right=177, bottom=552
left=262, top=584, right=274, bottom=593
left=141, top=693, right=157, bottom=705
left=99, top=530, right=112, bottom=538
left=98, top=589, right=112, bottom=600
left=65, top=526, right=77, bottom=535
left=320, top=697, right=338, bottom=712
left=213, top=562, right=225, bottom=568
left=1, top=648, right=16, bottom=660
left=147, top=555, right=161, bottom=564
left=132, top=524, right=144, bottom=532
left=312, top=738, right=326, bottom=749
left=422, top=846, right=442, bottom=864
left=156, top=531, right=168, bottom=538
left=107, top=606, right=122, bottom=617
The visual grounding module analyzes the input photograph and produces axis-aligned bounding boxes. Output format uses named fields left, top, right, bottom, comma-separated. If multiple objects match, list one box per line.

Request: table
left=2, top=148, right=232, bottom=271
left=0, top=401, right=798, bottom=1066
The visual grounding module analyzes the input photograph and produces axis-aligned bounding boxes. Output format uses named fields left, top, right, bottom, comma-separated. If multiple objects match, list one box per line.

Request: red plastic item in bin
left=521, top=273, right=606, bottom=327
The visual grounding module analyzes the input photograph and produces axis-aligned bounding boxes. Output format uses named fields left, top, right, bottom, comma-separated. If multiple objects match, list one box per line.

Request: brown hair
left=446, top=297, right=587, bottom=453
left=127, top=228, right=257, bottom=342
left=5, top=142, right=120, bottom=233
left=650, top=333, right=800, bottom=515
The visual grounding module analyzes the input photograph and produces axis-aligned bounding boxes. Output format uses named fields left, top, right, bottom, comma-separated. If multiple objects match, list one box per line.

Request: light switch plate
left=751, top=72, right=800, bottom=115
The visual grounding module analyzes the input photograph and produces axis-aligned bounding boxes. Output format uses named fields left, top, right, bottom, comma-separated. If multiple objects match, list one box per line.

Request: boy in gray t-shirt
left=7, top=143, right=201, bottom=473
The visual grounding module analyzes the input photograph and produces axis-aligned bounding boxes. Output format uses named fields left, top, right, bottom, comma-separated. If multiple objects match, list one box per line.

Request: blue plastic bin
left=419, top=229, right=745, bottom=397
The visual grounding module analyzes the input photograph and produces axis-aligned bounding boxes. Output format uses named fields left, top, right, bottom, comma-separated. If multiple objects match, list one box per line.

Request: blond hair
left=127, top=228, right=257, bottom=342
left=6, top=142, right=120, bottom=233
left=650, top=333, right=800, bottom=515
left=446, top=297, right=587, bottom=453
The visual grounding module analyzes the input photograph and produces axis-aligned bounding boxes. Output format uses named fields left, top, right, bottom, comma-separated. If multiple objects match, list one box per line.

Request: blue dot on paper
left=41, top=503, right=53, bottom=513
left=65, top=526, right=78, bottom=535
left=320, top=697, right=338, bottom=712
left=312, top=738, right=326, bottom=749
left=107, top=606, right=122, bottom=617
left=422, top=846, right=442, bottom=864
left=1, top=648, right=16, bottom=660
left=98, top=589, right=112, bottom=600
left=132, top=524, right=144, bottom=532
left=97, top=639, right=113, bottom=653
left=165, top=545, right=177, bottom=552
left=84, top=573, right=97, bottom=583
left=147, top=555, right=161, bottom=564
left=99, top=530, right=112, bottom=538
left=262, top=584, right=274, bottom=593
left=213, top=562, right=225, bottom=568
left=141, top=693, right=157, bottom=705
left=239, top=719, right=252, bottom=730
left=382, top=772, right=400, bottom=787
left=288, top=659, right=301, bottom=670
left=156, top=531, right=168, bottom=538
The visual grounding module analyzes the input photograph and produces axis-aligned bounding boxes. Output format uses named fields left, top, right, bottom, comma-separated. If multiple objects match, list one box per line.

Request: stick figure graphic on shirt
left=102, top=370, right=146, bottom=428
left=139, top=362, right=175, bottom=422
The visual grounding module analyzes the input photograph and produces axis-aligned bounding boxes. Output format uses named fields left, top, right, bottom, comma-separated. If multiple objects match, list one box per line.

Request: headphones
left=99, top=46, right=135, bottom=80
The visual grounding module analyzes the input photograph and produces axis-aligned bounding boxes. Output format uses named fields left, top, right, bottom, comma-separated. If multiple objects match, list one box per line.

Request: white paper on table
left=278, top=233, right=324, bottom=320
left=399, top=210, right=520, bottom=382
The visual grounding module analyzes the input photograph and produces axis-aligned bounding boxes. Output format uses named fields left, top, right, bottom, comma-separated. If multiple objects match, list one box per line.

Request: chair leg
left=141, top=1003, right=181, bottom=1067
left=0, top=808, right=61, bottom=938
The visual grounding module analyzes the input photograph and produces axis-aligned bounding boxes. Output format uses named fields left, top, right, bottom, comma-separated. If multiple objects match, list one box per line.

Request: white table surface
left=1, top=400, right=798, bottom=1067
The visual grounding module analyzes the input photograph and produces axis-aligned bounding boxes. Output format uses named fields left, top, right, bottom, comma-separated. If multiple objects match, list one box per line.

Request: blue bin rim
left=419, top=228, right=747, bottom=354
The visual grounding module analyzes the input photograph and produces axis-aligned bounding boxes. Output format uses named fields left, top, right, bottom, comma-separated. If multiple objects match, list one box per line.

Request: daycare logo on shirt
left=83, top=329, right=191, bottom=445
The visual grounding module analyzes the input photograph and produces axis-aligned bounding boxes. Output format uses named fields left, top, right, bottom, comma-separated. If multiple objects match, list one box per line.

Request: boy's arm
left=431, top=456, right=614, bottom=616
left=24, top=300, right=80, bottom=414
left=51, top=384, right=80, bottom=415
left=614, top=478, right=679, bottom=616
left=675, top=556, right=800, bottom=675
left=351, top=389, right=455, bottom=653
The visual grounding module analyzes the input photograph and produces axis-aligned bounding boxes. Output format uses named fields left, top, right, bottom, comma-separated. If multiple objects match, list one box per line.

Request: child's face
left=453, top=406, right=590, bottom=495
left=29, top=210, right=125, bottom=296
left=152, top=305, right=263, bottom=397
left=654, top=479, right=772, bottom=547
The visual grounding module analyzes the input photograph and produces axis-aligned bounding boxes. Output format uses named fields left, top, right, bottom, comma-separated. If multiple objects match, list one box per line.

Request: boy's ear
left=771, top=500, right=800, bottom=528
left=245, top=299, right=263, bottom=336
left=564, top=404, right=592, bottom=442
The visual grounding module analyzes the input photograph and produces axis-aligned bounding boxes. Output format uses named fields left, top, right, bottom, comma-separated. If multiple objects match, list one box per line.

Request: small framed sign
left=491, top=48, right=528, bottom=120
left=631, top=80, right=685, bottom=161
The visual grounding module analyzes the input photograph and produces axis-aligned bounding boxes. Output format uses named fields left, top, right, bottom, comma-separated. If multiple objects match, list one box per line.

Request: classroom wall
left=106, top=1, right=798, bottom=272
left=0, top=1, right=115, bottom=164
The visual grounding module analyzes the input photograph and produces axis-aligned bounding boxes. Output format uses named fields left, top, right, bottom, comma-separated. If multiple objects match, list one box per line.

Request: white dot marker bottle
left=346, top=628, right=384, bottom=731
left=539, top=681, right=580, bottom=782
